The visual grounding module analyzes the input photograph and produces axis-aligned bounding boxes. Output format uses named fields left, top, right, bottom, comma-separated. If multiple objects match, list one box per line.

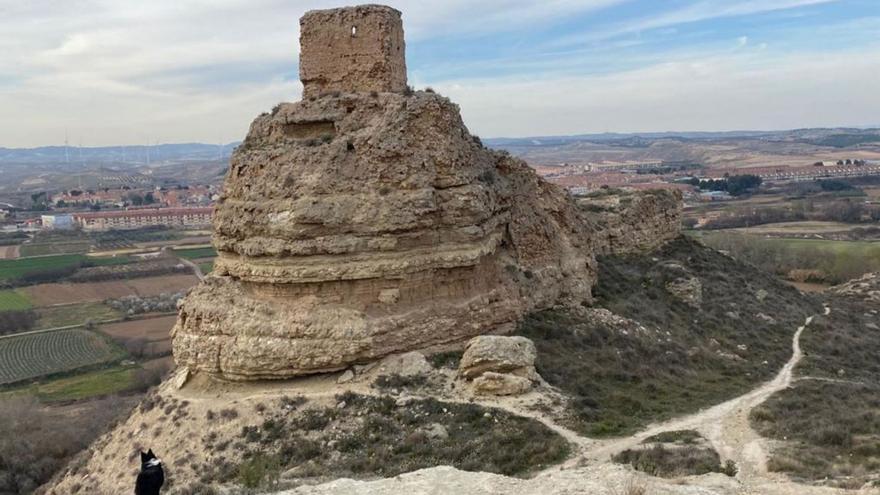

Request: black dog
left=135, top=449, right=164, bottom=495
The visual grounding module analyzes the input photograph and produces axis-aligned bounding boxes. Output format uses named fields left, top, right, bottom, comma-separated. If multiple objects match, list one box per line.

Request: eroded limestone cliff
left=170, top=4, right=680, bottom=381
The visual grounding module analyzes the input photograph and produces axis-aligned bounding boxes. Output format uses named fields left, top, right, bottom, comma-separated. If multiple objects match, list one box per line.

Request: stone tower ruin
left=299, top=4, right=407, bottom=97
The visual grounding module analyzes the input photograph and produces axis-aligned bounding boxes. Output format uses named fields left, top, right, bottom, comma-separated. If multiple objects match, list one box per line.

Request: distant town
left=536, top=158, right=880, bottom=202
left=1, top=184, right=218, bottom=232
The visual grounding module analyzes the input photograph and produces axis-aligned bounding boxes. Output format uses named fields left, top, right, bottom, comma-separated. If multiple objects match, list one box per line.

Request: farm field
left=173, top=246, right=216, bottom=259
left=101, top=315, right=176, bottom=355
left=729, top=221, right=868, bottom=235
left=745, top=236, right=880, bottom=254
left=18, top=365, right=139, bottom=402
left=0, top=329, right=123, bottom=385
left=21, top=274, right=199, bottom=306
left=198, top=260, right=214, bottom=274
left=0, top=290, right=32, bottom=310
left=136, top=235, right=211, bottom=249
left=0, top=253, right=131, bottom=281
left=693, top=231, right=880, bottom=283
left=34, top=302, right=122, bottom=330
left=0, top=245, right=19, bottom=260
left=0, top=254, right=86, bottom=281
left=19, top=240, right=90, bottom=257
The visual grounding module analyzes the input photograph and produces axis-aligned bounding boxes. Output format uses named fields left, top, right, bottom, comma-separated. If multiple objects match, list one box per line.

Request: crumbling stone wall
left=300, top=5, right=407, bottom=97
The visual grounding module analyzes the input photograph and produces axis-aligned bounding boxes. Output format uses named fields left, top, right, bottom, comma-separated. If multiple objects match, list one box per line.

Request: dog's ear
left=147, top=449, right=155, bottom=458
left=140, top=451, right=148, bottom=463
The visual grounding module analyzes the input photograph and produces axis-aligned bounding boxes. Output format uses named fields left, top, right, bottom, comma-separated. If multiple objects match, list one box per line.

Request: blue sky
left=1, top=0, right=878, bottom=147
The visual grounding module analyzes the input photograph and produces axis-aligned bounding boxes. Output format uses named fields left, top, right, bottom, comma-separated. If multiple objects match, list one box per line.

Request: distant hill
left=0, top=142, right=240, bottom=165
left=484, top=128, right=880, bottom=149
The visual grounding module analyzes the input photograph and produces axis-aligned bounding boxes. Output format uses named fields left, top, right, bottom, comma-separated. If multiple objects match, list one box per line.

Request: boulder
left=472, top=372, right=532, bottom=396
left=378, top=352, right=432, bottom=377
left=458, top=335, right=537, bottom=380
left=666, top=276, right=702, bottom=308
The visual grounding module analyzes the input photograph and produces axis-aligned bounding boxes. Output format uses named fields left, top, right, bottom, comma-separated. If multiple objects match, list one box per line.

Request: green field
left=173, top=247, right=217, bottom=259
left=83, top=254, right=135, bottom=266
left=0, top=253, right=132, bottom=282
left=19, top=241, right=91, bottom=257
left=23, top=365, right=137, bottom=401
left=694, top=231, right=880, bottom=256
left=0, top=329, right=123, bottom=385
left=34, top=302, right=122, bottom=330
left=693, top=231, right=880, bottom=283
left=0, top=254, right=86, bottom=280
left=0, top=290, right=32, bottom=310
left=198, top=261, right=214, bottom=274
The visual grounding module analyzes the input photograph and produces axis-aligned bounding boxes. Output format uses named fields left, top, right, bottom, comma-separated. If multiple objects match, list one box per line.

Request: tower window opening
left=351, top=26, right=357, bottom=36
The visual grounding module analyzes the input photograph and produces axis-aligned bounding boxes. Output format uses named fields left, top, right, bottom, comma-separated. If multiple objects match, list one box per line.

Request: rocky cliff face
left=169, top=4, right=681, bottom=381
left=171, top=90, right=598, bottom=379
left=578, top=188, right=682, bottom=255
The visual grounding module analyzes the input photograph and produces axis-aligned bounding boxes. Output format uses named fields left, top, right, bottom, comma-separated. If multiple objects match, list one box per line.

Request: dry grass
left=518, top=236, right=818, bottom=436
left=750, top=294, right=880, bottom=487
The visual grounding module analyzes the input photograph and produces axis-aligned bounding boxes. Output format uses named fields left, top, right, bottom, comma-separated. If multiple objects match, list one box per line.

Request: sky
left=1, top=0, right=878, bottom=147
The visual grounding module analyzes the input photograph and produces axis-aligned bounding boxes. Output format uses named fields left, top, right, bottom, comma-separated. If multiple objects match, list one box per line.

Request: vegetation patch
left=643, top=430, right=703, bottom=445
left=0, top=395, right=136, bottom=494
left=0, top=290, right=32, bottom=310
left=12, top=365, right=143, bottom=402
left=198, top=261, right=214, bottom=274
left=19, top=240, right=90, bottom=257
left=173, top=247, right=217, bottom=260
left=427, top=350, right=463, bottom=369
left=697, top=232, right=880, bottom=284
left=517, top=237, right=817, bottom=436
left=0, top=254, right=88, bottom=282
left=750, top=293, right=880, bottom=488
left=613, top=442, right=735, bottom=478
left=198, top=393, right=569, bottom=490
left=34, top=302, right=122, bottom=330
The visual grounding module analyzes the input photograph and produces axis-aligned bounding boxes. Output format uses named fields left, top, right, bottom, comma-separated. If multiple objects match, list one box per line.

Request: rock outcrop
left=171, top=5, right=602, bottom=380
left=830, top=272, right=880, bottom=304
left=458, top=335, right=537, bottom=380
left=459, top=335, right=538, bottom=396
left=472, top=372, right=533, bottom=396
left=580, top=188, right=682, bottom=255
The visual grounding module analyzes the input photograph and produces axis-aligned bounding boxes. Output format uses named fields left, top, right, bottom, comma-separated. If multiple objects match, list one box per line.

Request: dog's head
left=140, top=449, right=162, bottom=470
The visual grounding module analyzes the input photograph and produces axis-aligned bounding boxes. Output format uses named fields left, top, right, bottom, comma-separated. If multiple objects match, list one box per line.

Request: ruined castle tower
left=170, top=5, right=598, bottom=380
left=299, top=5, right=407, bottom=97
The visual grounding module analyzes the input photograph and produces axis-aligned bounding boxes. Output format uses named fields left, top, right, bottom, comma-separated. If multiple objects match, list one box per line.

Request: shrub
left=0, top=310, right=37, bottom=336
left=373, top=373, right=427, bottom=390
left=237, top=453, right=281, bottom=489
left=613, top=444, right=728, bottom=478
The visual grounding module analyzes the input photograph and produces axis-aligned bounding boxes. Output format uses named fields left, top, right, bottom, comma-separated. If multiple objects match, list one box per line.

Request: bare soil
left=0, top=245, right=19, bottom=260
left=21, top=274, right=199, bottom=306
left=101, top=315, right=176, bottom=353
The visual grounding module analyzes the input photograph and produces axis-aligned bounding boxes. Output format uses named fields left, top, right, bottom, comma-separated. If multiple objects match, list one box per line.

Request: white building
left=41, top=214, right=75, bottom=230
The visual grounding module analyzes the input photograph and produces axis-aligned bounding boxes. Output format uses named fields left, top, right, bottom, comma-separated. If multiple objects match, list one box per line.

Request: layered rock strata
left=580, top=189, right=682, bottom=255
left=170, top=5, right=680, bottom=380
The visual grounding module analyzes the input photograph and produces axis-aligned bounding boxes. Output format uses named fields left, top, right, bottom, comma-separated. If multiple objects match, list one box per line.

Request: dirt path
left=170, top=304, right=872, bottom=495
left=176, top=255, right=205, bottom=280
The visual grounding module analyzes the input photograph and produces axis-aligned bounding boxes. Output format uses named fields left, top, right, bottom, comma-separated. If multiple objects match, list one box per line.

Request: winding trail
left=176, top=255, right=205, bottom=281
left=519, top=305, right=866, bottom=494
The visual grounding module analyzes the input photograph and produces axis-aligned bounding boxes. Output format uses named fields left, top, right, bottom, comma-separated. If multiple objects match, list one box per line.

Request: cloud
left=0, top=0, right=874, bottom=147
left=0, top=0, right=632, bottom=147
left=436, top=48, right=880, bottom=139
left=548, top=0, right=840, bottom=48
